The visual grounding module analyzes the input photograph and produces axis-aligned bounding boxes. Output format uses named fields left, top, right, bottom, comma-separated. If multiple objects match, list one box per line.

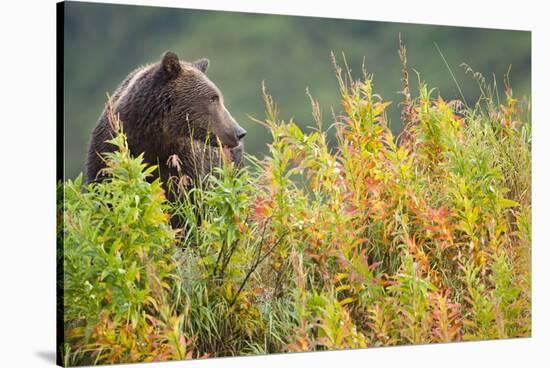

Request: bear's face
left=159, top=51, right=246, bottom=151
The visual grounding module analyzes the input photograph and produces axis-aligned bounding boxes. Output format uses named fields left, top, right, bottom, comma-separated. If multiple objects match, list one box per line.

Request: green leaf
left=499, top=198, right=520, bottom=208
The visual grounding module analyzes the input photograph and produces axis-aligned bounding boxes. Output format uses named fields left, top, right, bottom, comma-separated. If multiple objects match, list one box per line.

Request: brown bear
left=86, top=51, right=247, bottom=195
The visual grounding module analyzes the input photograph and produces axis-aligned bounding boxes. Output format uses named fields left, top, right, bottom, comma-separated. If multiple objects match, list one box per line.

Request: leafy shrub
left=61, top=118, right=192, bottom=365
left=60, top=49, right=531, bottom=365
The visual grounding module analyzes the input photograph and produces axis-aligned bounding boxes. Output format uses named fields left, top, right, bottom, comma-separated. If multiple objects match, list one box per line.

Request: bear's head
left=158, top=51, right=247, bottom=151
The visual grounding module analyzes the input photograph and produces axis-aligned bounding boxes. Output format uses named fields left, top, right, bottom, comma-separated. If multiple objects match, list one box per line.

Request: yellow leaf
left=334, top=273, right=349, bottom=282
left=339, top=297, right=356, bottom=306
left=336, top=284, right=352, bottom=292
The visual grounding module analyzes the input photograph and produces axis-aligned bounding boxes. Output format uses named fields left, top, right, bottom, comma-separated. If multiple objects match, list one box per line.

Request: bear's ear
left=160, top=51, right=182, bottom=79
left=193, top=58, right=210, bottom=73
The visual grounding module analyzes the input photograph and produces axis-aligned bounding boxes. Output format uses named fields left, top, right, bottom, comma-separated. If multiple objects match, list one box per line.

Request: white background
left=0, top=0, right=548, bottom=367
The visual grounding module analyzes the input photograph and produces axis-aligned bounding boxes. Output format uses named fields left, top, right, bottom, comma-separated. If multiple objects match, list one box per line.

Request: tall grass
left=59, top=51, right=531, bottom=365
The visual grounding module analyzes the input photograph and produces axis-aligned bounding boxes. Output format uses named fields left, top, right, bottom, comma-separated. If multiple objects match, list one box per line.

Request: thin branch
left=229, top=231, right=288, bottom=308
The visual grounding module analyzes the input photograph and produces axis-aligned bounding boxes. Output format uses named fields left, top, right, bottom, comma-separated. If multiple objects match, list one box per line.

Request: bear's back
left=85, top=64, right=157, bottom=183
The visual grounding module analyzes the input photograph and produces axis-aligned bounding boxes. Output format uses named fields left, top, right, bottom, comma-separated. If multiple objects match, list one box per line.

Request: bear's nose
left=235, top=125, right=247, bottom=140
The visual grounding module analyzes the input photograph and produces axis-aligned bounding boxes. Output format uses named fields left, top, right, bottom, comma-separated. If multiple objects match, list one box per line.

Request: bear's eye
left=210, top=95, right=219, bottom=104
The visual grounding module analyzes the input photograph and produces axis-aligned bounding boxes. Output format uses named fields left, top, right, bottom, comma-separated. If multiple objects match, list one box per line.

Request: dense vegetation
left=59, top=51, right=531, bottom=366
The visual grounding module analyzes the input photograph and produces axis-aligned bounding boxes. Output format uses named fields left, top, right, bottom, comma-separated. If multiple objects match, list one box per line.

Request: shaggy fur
left=86, top=51, right=246, bottom=193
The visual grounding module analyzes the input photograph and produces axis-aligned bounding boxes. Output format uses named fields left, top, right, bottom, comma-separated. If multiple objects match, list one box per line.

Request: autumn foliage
left=59, top=50, right=531, bottom=365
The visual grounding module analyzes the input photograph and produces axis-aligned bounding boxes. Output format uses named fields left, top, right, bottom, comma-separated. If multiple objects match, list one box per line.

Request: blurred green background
left=63, top=1, right=531, bottom=179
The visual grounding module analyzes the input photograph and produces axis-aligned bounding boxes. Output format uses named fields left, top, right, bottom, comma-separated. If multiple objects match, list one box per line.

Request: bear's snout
left=235, top=124, right=247, bottom=140
left=219, top=122, right=246, bottom=149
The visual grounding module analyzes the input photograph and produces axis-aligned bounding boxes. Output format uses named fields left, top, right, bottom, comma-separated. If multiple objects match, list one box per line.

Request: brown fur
left=86, top=51, right=246, bottom=195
